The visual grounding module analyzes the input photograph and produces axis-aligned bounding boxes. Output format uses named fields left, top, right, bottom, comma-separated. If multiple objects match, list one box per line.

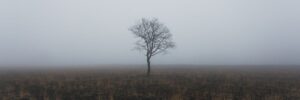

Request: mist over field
left=1, top=1, right=300, bottom=100
left=1, top=0, right=300, bottom=67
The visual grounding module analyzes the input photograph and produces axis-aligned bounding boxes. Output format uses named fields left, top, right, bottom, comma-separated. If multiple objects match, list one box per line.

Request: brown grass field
left=0, top=65, right=300, bottom=100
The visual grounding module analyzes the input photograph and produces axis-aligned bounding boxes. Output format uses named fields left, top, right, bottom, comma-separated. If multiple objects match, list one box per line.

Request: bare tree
left=129, top=18, right=175, bottom=76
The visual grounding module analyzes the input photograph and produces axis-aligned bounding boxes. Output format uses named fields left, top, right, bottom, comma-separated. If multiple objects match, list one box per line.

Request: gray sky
left=0, top=0, right=300, bottom=67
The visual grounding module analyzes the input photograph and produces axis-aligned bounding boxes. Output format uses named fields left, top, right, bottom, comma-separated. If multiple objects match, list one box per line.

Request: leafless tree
left=129, top=18, right=175, bottom=76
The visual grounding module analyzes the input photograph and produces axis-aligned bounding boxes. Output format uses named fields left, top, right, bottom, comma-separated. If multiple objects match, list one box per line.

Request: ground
left=0, top=66, right=300, bottom=100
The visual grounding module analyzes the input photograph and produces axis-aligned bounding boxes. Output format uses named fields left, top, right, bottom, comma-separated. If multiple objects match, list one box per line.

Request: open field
left=0, top=66, right=300, bottom=100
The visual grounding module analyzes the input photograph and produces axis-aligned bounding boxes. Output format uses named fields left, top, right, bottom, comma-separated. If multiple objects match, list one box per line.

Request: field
left=0, top=66, right=300, bottom=100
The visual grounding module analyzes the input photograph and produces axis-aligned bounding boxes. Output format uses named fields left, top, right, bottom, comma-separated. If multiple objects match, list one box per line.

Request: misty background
left=0, top=0, right=300, bottom=67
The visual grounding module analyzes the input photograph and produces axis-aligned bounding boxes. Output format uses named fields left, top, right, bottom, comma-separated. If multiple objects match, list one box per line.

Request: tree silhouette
left=129, top=18, right=175, bottom=76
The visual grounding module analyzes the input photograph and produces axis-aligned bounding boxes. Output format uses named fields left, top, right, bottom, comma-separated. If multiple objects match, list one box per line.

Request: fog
left=0, top=0, right=300, bottom=67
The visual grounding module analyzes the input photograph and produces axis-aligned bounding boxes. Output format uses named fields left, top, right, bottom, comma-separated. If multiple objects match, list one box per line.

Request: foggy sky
left=1, top=0, right=300, bottom=67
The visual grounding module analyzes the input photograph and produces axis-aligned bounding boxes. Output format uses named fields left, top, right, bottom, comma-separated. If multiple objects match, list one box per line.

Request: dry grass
left=0, top=66, right=300, bottom=100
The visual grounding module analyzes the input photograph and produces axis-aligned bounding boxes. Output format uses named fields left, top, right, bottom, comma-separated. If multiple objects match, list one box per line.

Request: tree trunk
left=147, top=57, right=151, bottom=76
